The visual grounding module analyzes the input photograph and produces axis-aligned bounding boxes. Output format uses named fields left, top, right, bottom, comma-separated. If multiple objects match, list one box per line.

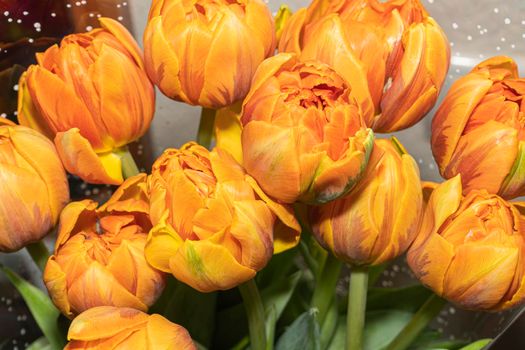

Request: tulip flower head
left=432, top=56, right=525, bottom=200
left=143, top=0, right=276, bottom=108
left=145, top=142, right=300, bottom=292
left=44, top=175, right=165, bottom=318
left=65, top=306, right=196, bottom=350
left=309, top=138, right=422, bottom=266
left=0, top=122, right=70, bottom=252
left=408, top=175, right=525, bottom=311
left=241, top=53, right=374, bottom=205
left=18, top=18, right=155, bottom=185
left=279, top=0, right=450, bottom=132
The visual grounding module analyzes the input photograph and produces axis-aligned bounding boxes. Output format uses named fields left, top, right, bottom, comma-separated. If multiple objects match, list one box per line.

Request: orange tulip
left=44, top=175, right=165, bottom=318
left=432, top=56, right=525, bottom=200
left=143, top=0, right=275, bottom=109
left=279, top=0, right=450, bottom=132
left=240, top=53, right=374, bottom=205
left=17, top=18, right=155, bottom=185
left=309, top=138, right=422, bottom=265
left=0, top=121, right=69, bottom=252
left=65, top=306, right=196, bottom=350
left=407, top=175, right=525, bottom=311
left=145, top=142, right=300, bottom=292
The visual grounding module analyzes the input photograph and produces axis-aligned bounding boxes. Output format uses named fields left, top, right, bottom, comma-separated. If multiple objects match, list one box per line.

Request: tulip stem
left=118, top=148, right=140, bottom=178
left=385, top=294, right=447, bottom=350
left=26, top=241, right=50, bottom=272
left=346, top=266, right=368, bottom=350
left=239, top=279, right=267, bottom=350
left=197, top=108, right=216, bottom=149
left=311, top=254, right=342, bottom=326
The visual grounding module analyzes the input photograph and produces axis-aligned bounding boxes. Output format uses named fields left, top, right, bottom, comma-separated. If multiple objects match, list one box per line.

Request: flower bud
left=408, top=175, right=525, bottom=311
left=0, top=122, right=69, bottom=252
left=279, top=0, right=450, bottom=132
left=432, top=56, right=525, bottom=199
left=65, top=306, right=195, bottom=350
left=143, top=0, right=275, bottom=108
left=241, top=53, right=374, bottom=204
left=309, top=138, right=422, bottom=265
left=18, top=18, right=155, bottom=185
left=146, top=143, right=300, bottom=292
left=44, top=175, right=165, bottom=317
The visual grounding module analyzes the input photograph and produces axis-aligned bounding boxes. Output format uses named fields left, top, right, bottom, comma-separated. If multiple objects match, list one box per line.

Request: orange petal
left=43, top=258, right=72, bottom=317
left=145, top=215, right=184, bottom=273
left=54, top=128, right=123, bottom=185
left=99, top=17, right=145, bottom=69
left=99, top=174, right=149, bottom=214
left=146, top=314, right=196, bottom=350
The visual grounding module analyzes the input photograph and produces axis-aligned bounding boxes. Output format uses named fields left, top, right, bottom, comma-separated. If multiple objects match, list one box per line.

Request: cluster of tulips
left=2, top=0, right=525, bottom=349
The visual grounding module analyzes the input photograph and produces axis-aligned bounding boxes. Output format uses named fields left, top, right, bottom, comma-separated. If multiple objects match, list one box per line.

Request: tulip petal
left=431, top=71, right=493, bottom=171
left=146, top=314, right=196, bottom=350
left=99, top=174, right=149, bottom=214
left=143, top=16, right=186, bottom=102
left=43, top=258, right=72, bottom=317
left=67, top=262, right=148, bottom=314
left=145, top=216, right=184, bottom=273
left=278, top=8, right=307, bottom=54
left=215, top=105, right=243, bottom=164
left=99, top=17, right=145, bottom=69
left=54, top=200, right=97, bottom=250
left=169, top=239, right=256, bottom=292
left=242, top=121, right=301, bottom=203
left=55, top=128, right=123, bottom=185
left=246, top=175, right=301, bottom=253
left=444, top=245, right=519, bottom=310
left=443, top=120, right=518, bottom=195
left=67, top=306, right=148, bottom=341
left=500, top=141, right=525, bottom=199
left=300, top=15, right=374, bottom=125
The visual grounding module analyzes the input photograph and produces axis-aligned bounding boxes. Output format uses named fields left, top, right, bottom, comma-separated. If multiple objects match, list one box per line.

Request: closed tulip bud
left=18, top=18, right=155, bottom=185
left=44, top=175, right=165, bottom=318
left=65, top=306, right=195, bottom=350
left=408, top=175, right=525, bottom=311
left=279, top=0, right=450, bottom=132
left=0, top=122, right=69, bottom=252
left=145, top=142, right=300, bottom=292
left=241, top=53, right=374, bottom=205
left=309, top=138, right=422, bottom=265
left=432, top=56, right=525, bottom=200
left=143, top=0, right=275, bottom=109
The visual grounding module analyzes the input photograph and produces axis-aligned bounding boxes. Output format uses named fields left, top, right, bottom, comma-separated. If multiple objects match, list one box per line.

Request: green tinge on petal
left=391, top=136, right=409, bottom=156
left=500, top=141, right=525, bottom=199
left=308, top=128, right=375, bottom=205
left=275, top=5, right=292, bottom=40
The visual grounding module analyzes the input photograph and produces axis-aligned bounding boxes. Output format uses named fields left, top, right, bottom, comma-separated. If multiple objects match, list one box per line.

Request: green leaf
left=27, top=337, right=52, bottom=350
left=408, top=330, right=468, bottom=350
left=153, top=278, right=217, bottom=348
left=0, top=265, right=65, bottom=350
left=367, top=285, right=433, bottom=313
left=364, top=310, right=413, bottom=350
left=458, top=339, right=492, bottom=350
left=276, top=310, right=321, bottom=350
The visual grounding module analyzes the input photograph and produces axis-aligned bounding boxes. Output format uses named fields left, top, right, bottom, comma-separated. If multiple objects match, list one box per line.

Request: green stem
left=311, top=254, right=342, bottom=326
left=347, top=266, right=369, bottom=350
left=118, top=147, right=140, bottom=178
left=25, top=241, right=50, bottom=272
left=239, top=279, right=267, bottom=350
left=385, top=294, right=447, bottom=350
left=197, top=107, right=216, bottom=149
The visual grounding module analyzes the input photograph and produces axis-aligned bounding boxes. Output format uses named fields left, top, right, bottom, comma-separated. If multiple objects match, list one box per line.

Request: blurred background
left=1, top=0, right=524, bottom=349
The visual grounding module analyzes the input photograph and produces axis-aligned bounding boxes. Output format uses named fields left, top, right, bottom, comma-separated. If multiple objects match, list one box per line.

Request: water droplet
left=505, top=18, right=511, bottom=24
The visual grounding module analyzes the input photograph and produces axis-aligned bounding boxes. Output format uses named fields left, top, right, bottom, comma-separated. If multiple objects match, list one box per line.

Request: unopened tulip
left=143, top=0, right=275, bottom=108
left=146, top=142, right=300, bottom=292
left=65, top=306, right=195, bottom=350
left=241, top=53, right=374, bottom=204
left=432, top=56, right=525, bottom=200
left=44, top=175, right=165, bottom=318
left=18, top=18, right=155, bottom=185
left=279, top=0, right=450, bottom=132
left=408, top=175, right=525, bottom=311
left=309, top=138, right=422, bottom=265
left=0, top=122, right=69, bottom=252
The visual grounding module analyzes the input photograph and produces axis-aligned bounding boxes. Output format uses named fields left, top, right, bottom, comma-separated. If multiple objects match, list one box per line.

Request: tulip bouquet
left=1, top=0, right=524, bottom=350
